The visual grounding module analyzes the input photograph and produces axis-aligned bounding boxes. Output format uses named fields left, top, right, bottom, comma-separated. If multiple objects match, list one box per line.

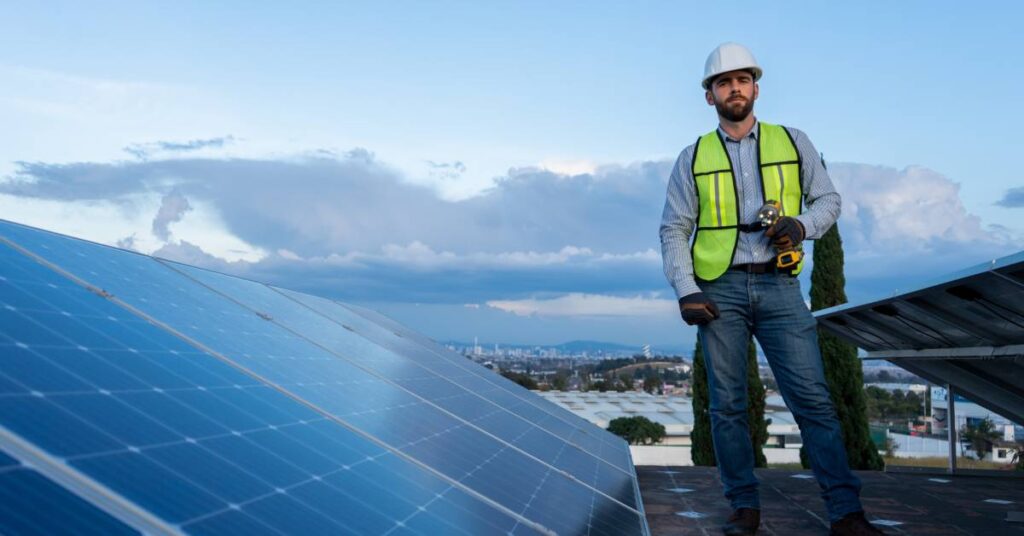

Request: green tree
left=691, top=339, right=716, bottom=466
left=809, top=223, right=885, bottom=470
left=690, top=337, right=769, bottom=467
left=643, top=371, right=663, bottom=394
left=607, top=416, right=666, bottom=445
left=960, top=418, right=1000, bottom=460
left=500, top=371, right=537, bottom=390
left=619, top=373, right=635, bottom=391
left=552, top=375, right=568, bottom=392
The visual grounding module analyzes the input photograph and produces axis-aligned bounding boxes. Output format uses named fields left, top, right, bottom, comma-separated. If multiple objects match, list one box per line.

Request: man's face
left=705, top=69, right=758, bottom=122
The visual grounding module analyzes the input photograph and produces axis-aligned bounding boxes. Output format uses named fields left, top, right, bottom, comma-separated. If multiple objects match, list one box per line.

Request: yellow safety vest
left=690, top=122, right=804, bottom=280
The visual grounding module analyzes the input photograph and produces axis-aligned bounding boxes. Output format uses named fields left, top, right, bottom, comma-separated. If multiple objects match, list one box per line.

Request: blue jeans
left=697, top=270, right=862, bottom=522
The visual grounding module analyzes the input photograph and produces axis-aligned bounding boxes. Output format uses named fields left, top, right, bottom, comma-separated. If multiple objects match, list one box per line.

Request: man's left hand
left=765, top=216, right=805, bottom=247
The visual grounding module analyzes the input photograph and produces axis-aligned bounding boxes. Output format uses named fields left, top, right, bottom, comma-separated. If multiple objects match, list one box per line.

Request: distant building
left=930, top=386, right=1023, bottom=438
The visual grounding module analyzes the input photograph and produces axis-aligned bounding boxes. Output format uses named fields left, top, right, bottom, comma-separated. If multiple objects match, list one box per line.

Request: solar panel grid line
left=285, top=288, right=635, bottom=473
left=0, top=423, right=176, bottom=535
left=157, top=260, right=642, bottom=514
left=265, top=282, right=637, bottom=480
left=0, top=234, right=557, bottom=536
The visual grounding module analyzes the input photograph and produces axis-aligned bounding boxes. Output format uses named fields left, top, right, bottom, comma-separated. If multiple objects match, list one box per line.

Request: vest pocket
left=693, top=227, right=738, bottom=281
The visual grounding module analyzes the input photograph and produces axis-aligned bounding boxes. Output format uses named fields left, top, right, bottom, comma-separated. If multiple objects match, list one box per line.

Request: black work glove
left=765, top=216, right=805, bottom=248
left=678, top=292, right=720, bottom=326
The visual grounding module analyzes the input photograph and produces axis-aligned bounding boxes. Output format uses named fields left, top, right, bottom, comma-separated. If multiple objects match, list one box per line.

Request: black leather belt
left=729, top=262, right=784, bottom=274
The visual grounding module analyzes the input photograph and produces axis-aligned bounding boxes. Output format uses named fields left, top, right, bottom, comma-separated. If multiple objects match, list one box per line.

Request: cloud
left=996, top=186, right=1024, bottom=208
left=115, top=234, right=138, bottom=251
left=4, top=150, right=1020, bottom=307
left=148, top=240, right=664, bottom=303
left=829, top=164, right=996, bottom=248
left=125, top=136, right=235, bottom=160
left=152, top=240, right=241, bottom=273
left=426, top=160, right=467, bottom=182
left=486, top=293, right=676, bottom=317
left=151, top=190, right=193, bottom=240
left=539, top=159, right=598, bottom=176
left=825, top=163, right=1019, bottom=284
left=1, top=153, right=670, bottom=259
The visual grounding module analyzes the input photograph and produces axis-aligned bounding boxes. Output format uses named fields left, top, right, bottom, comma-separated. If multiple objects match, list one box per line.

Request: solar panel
left=300, top=295, right=637, bottom=474
left=162, top=261, right=639, bottom=509
left=0, top=447, right=139, bottom=536
left=0, top=220, right=649, bottom=535
left=815, top=250, right=1024, bottom=426
left=0, top=235, right=535, bottom=535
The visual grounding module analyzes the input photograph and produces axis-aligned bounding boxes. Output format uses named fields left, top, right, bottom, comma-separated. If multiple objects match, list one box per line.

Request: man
left=659, top=43, right=884, bottom=536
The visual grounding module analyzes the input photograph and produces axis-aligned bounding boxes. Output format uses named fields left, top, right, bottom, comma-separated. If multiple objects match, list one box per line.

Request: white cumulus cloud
left=486, top=293, right=676, bottom=317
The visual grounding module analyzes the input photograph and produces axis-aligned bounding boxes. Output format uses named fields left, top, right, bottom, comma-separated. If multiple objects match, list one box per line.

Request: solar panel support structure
left=814, top=248, right=1024, bottom=479
left=946, top=383, right=957, bottom=475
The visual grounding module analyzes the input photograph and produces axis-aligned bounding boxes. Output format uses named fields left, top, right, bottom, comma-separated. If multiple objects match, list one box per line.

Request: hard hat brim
left=702, top=66, right=762, bottom=90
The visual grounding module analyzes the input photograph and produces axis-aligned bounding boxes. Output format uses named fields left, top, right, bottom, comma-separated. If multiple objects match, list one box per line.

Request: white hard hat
left=702, top=42, right=762, bottom=89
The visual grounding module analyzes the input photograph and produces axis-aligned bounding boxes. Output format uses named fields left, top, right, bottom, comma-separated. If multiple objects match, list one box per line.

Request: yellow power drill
left=756, top=200, right=803, bottom=269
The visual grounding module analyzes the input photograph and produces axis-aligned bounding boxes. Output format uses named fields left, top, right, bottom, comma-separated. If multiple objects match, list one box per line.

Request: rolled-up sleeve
left=659, top=147, right=702, bottom=299
left=787, top=127, right=841, bottom=240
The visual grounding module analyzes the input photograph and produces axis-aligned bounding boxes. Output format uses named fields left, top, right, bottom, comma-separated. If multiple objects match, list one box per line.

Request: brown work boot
left=721, top=507, right=760, bottom=535
left=829, top=511, right=886, bottom=535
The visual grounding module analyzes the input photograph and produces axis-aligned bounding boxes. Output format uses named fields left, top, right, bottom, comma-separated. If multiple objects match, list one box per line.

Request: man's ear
left=705, top=90, right=714, bottom=106
left=752, top=82, right=759, bottom=101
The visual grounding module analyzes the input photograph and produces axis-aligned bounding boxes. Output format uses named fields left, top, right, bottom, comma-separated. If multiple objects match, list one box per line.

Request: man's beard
left=715, top=95, right=754, bottom=122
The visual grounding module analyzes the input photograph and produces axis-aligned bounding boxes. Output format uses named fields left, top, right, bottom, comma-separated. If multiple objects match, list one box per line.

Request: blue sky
left=3, top=2, right=1023, bottom=350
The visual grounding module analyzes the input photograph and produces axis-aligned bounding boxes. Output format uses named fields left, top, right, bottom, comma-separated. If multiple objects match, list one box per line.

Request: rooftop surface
left=638, top=466, right=1024, bottom=535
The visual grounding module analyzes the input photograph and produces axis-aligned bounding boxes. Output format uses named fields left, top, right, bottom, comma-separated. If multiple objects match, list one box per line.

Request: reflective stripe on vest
left=690, top=122, right=803, bottom=280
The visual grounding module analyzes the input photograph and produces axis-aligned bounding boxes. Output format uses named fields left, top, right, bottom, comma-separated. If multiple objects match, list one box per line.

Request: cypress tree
left=691, top=337, right=770, bottom=467
left=691, top=339, right=716, bottom=466
left=809, top=223, right=884, bottom=470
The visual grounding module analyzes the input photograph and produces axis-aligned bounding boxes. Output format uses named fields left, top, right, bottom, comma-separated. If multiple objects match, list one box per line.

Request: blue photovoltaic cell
left=0, top=233, right=532, bottom=535
left=335, top=300, right=637, bottom=473
left=165, top=260, right=640, bottom=510
left=0, top=220, right=647, bottom=535
left=0, top=449, right=139, bottom=536
left=285, top=289, right=636, bottom=474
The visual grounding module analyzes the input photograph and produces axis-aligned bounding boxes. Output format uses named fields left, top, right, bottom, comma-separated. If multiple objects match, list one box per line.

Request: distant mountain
left=442, top=339, right=689, bottom=356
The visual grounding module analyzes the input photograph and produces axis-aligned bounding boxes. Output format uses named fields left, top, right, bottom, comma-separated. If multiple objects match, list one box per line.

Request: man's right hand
left=678, top=292, right=720, bottom=326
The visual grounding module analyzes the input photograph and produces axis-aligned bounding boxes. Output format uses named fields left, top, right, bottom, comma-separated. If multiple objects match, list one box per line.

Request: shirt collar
left=718, top=119, right=759, bottom=142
